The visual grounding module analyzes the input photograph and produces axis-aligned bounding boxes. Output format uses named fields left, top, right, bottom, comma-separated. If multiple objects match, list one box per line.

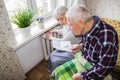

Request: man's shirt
left=81, top=16, right=119, bottom=80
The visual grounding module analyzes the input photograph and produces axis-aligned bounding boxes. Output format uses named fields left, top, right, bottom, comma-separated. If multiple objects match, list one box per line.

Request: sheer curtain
left=66, top=0, right=86, bottom=8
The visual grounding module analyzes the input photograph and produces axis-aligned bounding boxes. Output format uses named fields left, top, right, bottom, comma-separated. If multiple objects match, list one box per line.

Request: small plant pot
left=36, top=16, right=44, bottom=29
left=37, top=22, right=44, bottom=29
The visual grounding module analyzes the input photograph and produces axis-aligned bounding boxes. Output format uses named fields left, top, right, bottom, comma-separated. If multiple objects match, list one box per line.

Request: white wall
left=85, top=0, right=120, bottom=20
left=16, top=36, right=44, bottom=73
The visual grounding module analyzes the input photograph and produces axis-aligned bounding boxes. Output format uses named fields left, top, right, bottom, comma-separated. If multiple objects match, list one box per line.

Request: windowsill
left=14, top=17, right=59, bottom=50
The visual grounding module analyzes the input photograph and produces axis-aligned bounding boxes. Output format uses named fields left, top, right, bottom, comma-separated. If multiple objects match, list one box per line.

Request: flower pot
left=37, top=22, right=44, bottom=29
left=19, top=26, right=31, bottom=37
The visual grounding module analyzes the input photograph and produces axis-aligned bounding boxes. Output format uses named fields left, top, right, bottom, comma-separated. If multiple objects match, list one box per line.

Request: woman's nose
left=69, top=26, right=73, bottom=30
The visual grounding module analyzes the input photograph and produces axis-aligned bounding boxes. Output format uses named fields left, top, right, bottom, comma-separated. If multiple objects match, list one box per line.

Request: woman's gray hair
left=53, top=5, right=68, bottom=19
left=66, top=5, right=91, bottom=23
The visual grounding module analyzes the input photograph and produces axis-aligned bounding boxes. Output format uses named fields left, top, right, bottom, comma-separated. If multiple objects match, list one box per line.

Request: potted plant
left=12, top=7, right=35, bottom=36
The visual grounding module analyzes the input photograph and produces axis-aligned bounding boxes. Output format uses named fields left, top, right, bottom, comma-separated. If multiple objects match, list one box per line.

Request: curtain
left=66, top=0, right=86, bottom=8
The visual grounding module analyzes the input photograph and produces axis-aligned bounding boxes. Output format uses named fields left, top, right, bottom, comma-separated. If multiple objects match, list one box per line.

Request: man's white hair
left=66, top=5, right=91, bottom=23
left=53, top=5, right=68, bottom=19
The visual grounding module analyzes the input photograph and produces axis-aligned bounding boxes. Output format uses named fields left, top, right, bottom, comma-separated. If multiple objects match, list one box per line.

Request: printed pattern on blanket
left=51, top=52, right=111, bottom=80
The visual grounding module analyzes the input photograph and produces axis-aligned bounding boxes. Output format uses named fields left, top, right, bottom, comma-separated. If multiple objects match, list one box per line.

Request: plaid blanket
left=51, top=52, right=111, bottom=80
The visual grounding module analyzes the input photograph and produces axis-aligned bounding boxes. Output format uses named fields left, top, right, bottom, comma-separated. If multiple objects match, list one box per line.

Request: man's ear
left=78, top=20, right=82, bottom=26
left=78, top=20, right=85, bottom=28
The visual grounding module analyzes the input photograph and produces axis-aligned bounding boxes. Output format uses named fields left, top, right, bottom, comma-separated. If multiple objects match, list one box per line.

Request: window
left=4, top=0, right=66, bottom=30
left=36, top=0, right=50, bottom=15
left=4, top=0, right=27, bottom=15
left=4, top=0, right=28, bottom=29
left=4, top=0, right=56, bottom=29
left=3, top=0, right=67, bottom=47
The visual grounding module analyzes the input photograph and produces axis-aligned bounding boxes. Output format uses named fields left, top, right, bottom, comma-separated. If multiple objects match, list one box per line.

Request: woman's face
left=56, top=15, right=67, bottom=25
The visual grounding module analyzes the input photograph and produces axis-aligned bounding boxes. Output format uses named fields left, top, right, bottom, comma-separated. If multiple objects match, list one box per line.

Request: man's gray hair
left=53, top=5, right=68, bottom=19
left=66, top=5, right=91, bottom=23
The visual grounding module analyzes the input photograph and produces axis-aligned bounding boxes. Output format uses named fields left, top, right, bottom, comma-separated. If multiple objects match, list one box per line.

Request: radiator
left=42, top=37, right=53, bottom=60
left=42, top=25, right=61, bottom=60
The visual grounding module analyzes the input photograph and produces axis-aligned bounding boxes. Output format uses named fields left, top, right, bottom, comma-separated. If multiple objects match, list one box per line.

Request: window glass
left=4, top=0, right=27, bottom=18
left=36, top=0, right=53, bottom=16
left=4, top=0, right=27, bottom=29
left=4, top=0, right=53, bottom=29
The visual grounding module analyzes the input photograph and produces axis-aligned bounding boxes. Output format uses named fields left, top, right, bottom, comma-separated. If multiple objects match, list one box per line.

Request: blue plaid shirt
left=80, top=16, right=119, bottom=80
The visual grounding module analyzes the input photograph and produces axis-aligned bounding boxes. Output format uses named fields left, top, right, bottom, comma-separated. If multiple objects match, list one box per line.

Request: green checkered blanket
left=51, top=52, right=111, bottom=80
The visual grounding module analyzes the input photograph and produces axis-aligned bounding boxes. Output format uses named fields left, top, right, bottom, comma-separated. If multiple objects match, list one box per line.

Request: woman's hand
left=71, top=44, right=83, bottom=54
left=72, top=73, right=82, bottom=80
left=46, top=32, right=53, bottom=40
left=49, top=29, right=57, bottom=34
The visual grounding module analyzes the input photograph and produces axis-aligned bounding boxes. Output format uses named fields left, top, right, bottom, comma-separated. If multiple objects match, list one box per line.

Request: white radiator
left=42, top=25, right=61, bottom=60
left=42, top=37, right=53, bottom=60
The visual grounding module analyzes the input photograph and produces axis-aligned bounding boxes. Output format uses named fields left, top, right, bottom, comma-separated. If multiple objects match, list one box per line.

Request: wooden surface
left=25, top=60, right=50, bottom=80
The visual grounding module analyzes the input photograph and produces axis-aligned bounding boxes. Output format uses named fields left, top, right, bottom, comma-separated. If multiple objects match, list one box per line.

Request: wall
left=16, top=36, right=44, bottom=73
left=0, top=0, right=25, bottom=80
left=85, top=0, right=120, bottom=21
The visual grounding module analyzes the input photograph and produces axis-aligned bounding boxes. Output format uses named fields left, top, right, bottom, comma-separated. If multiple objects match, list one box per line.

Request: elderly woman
left=47, top=6, right=80, bottom=44
left=47, top=5, right=81, bottom=74
left=65, top=5, right=118, bottom=80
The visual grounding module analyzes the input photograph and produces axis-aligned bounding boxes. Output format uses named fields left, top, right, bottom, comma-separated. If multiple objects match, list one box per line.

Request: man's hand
left=72, top=73, right=82, bottom=80
left=71, top=44, right=83, bottom=54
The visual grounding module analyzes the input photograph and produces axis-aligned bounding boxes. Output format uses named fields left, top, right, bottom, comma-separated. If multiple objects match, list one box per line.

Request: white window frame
left=3, top=0, right=55, bottom=30
left=4, top=0, right=67, bottom=30
left=28, top=0, right=56, bottom=19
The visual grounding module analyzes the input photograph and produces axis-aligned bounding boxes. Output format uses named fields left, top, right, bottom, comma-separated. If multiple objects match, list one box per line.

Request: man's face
left=67, top=17, right=84, bottom=35
left=56, top=15, right=67, bottom=25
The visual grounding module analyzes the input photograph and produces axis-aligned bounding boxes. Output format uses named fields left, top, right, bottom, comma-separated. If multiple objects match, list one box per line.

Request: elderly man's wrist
left=81, top=72, right=89, bottom=80
left=80, top=72, right=84, bottom=80
left=79, top=43, right=83, bottom=49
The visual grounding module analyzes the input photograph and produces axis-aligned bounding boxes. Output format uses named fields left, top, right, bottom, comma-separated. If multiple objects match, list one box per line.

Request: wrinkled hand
left=46, top=32, right=53, bottom=40
left=49, top=29, right=57, bottom=34
left=71, top=44, right=83, bottom=54
left=72, top=73, right=82, bottom=80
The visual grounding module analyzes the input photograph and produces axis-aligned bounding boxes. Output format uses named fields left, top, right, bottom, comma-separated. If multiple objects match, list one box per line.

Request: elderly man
left=64, top=6, right=119, bottom=80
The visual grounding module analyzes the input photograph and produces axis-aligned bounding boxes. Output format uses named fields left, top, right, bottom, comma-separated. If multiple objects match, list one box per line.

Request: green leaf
left=11, top=8, right=35, bottom=28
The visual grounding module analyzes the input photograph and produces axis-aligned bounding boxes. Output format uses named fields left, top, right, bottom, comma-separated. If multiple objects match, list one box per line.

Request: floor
left=25, top=60, right=50, bottom=80
left=25, top=59, right=120, bottom=80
